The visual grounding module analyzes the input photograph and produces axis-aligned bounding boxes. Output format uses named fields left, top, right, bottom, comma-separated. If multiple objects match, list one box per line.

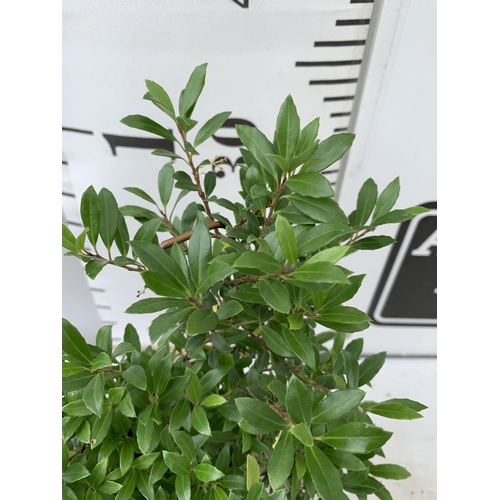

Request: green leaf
left=247, top=482, right=264, bottom=500
left=196, top=261, right=236, bottom=294
left=157, top=163, right=175, bottom=209
left=405, top=205, right=431, bottom=216
left=235, top=398, right=288, bottom=432
left=133, top=218, right=163, bottom=244
left=126, top=297, right=188, bottom=314
left=373, top=177, right=400, bottom=221
left=85, top=259, right=108, bottom=280
left=319, top=422, right=393, bottom=453
left=194, top=111, right=232, bottom=147
left=291, top=423, right=314, bottom=447
left=123, top=187, right=156, bottom=205
left=371, top=209, right=412, bottom=226
left=366, top=402, right=423, bottom=420
left=260, top=326, right=294, bottom=358
left=317, top=306, right=371, bottom=325
left=194, top=463, right=225, bottom=482
left=258, top=279, right=290, bottom=314
left=122, top=365, right=147, bottom=391
left=192, top=406, right=211, bottom=435
left=116, top=470, right=137, bottom=500
left=80, top=186, right=101, bottom=248
left=369, top=463, right=411, bottom=480
left=163, top=451, right=191, bottom=476
left=304, top=445, right=344, bottom=500
left=351, top=236, right=396, bottom=251
left=215, top=300, right=243, bottom=320
left=89, top=458, right=108, bottom=487
left=323, top=448, right=367, bottom=471
left=83, top=373, right=105, bottom=416
left=130, top=241, right=189, bottom=297
left=120, top=114, right=176, bottom=141
left=174, top=475, right=190, bottom=500
left=152, top=149, right=185, bottom=161
left=62, top=319, right=93, bottom=364
left=186, top=308, right=218, bottom=335
left=120, top=437, right=135, bottom=475
left=132, top=452, right=160, bottom=470
left=63, top=464, right=90, bottom=484
left=233, top=252, right=282, bottom=276
left=355, top=178, right=378, bottom=226
left=246, top=454, right=260, bottom=491
left=98, top=188, right=119, bottom=250
left=286, top=375, right=312, bottom=426
left=358, top=352, right=386, bottom=386
left=145, top=80, right=176, bottom=119
left=189, top=220, right=212, bottom=287
left=62, top=362, right=87, bottom=377
left=312, top=389, right=365, bottom=424
left=296, top=223, right=352, bottom=255
left=148, top=307, right=193, bottom=343
left=202, top=394, right=227, bottom=407
left=285, top=195, right=348, bottom=224
left=179, top=63, right=208, bottom=118
left=282, top=327, right=316, bottom=369
left=302, top=133, right=355, bottom=173
left=275, top=215, right=297, bottom=264
left=286, top=172, right=334, bottom=198
left=62, top=224, right=79, bottom=253
left=268, top=430, right=293, bottom=490
left=236, top=125, right=279, bottom=185
left=62, top=400, right=93, bottom=417
left=294, top=118, right=319, bottom=157
left=200, top=366, right=231, bottom=393
left=342, top=350, right=359, bottom=388
left=91, top=408, right=113, bottom=447
left=97, top=480, right=123, bottom=495
left=275, top=95, right=300, bottom=160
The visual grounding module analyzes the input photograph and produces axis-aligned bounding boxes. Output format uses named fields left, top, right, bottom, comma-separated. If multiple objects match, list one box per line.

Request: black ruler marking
left=66, top=220, right=83, bottom=227
left=62, top=191, right=76, bottom=198
left=323, top=169, right=339, bottom=175
left=337, top=19, right=370, bottom=26
left=62, top=127, right=94, bottom=135
left=324, top=96, right=355, bottom=102
left=330, top=112, right=352, bottom=118
left=334, top=127, right=349, bottom=132
left=296, top=60, right=362, bottom=67
left=96, top=305, right=112, bottom=310
left=62, top=160, right=68, bottom=165
left=90, top=287, right=106, bottom=293
left=310, top=78, right=358, bottom=85
left=315, top=40, right=366, bottom=47
left=350, top=0, right=374, bottom=3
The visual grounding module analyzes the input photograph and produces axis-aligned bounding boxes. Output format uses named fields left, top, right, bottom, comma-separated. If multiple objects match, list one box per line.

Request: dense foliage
left=62, top=64, right=427, bottom=500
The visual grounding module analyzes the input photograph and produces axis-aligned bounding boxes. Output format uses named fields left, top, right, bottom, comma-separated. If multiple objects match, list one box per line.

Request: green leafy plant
left=62, top=63, right=428, bottom=500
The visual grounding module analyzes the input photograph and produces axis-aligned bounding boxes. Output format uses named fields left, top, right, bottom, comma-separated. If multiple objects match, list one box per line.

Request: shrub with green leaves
left=62, top=63, right=428, bottom=500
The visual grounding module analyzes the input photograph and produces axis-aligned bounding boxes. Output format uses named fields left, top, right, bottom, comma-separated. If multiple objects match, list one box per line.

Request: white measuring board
left=62, top=0, right=436, bottom=354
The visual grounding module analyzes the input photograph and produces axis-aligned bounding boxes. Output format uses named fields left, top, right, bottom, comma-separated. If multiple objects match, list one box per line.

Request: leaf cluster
left=62, top=64, right=428, bottom=500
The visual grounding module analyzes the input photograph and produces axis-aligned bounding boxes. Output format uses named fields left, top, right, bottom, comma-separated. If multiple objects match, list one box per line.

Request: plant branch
left=160, top=221, right=224, bottom=249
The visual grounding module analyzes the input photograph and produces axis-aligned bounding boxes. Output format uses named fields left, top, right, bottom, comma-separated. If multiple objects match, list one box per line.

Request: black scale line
left=62, top=191, right=76, bottom=198
left=62, top=127, right=94, bottom=135
left=314, top=40, right=366, bottom=47
left=310, top=78, right=358, bottom=85
left=324, top=96, right=354, bottom=102
left=334, top=128, right=349, bottom=132
left=66, top=220, right=83, bottom=227
left=337, top=19, right=370, bottom=26
left=296, top=60, right=362, bottom=67
left=330, top=112, right=351, bottom=118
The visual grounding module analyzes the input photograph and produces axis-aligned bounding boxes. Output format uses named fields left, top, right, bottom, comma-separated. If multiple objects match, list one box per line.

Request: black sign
left=368, top=202, right=437, bottom=327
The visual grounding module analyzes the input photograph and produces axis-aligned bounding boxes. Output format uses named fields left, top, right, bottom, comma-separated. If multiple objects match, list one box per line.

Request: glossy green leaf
left=282, top=327, right=316, bottom=369
left=351, top=236, right=395, bottom=250
left=296, top=223, right=352, bottom=255
left=323, top=448, right=367, bottom=471
left=121, top=115, right=177, bottom=141
left=126, top=297, right=188, bottom=314
left=196, top=261, right=236, bottom=294
left=194, top=111, right=232, bottom=147
left=80, top=185, right=101, bottom=248
left=286, top=172, right=334, bottom=198
left=201, top=394, right=227, bottom=407
left=186, top=308, right=218, bottom=335
left=233, top=252, right=282, bottom=276
left=62, top=319, right=93, bottom=364
left=175, top=474, right=191, bottom=500
left=370, top=463, right=411, bottom=480
left=366, top=402, right=423, bottom=420
left=235, top=398, right=288, bottom=432
left=275, top=95, right=300, bottom=159
left=192, top=406, right=211, bottom=435
left=286, top=375, right=312, bottom=426
left=97, top=480, right=123, bottom=495
left=62, top=224, right=78, bottom=253
left=246, top=454, right=260, bottom=491
left=260, top=326, right=294, bottom=358
left=88, top=458, right=108, bottom=487
left=268, top=430, right=293, bottom=490
left=285, top=194, right=348, bottom=224
left=163, top=451, right=191, bottom=475
left=358, top=352, right=387, bottom=386
left=318, top=306, right=370, bottom=324
left=179, top=63, right=208, bottom=118
left=291, top=423, right=314, bottom=447
left=116, top=470, right=137, bottom=500
left=120, top=437, right=135, bottom=475
left=319, top=422, right=393, bottom=453
left=62, top=464, right=90, bottom=484
left=145, top=80, right=176, bottom=119
left=247, top=482, right=264, bottom=500
left=302, top=132, right=355, bottom=173
left=91, top=408, right=113, bottom=447
left=304, top=445, right=344, bottom=500
left=98, top=188, right=119, bottom=250
left=372, top=177, right=400, bottom=222
left=83, top=373, right=105, bottom=416
left=200, top=366, right=231, bottom=393
left=355, top=178, right=378, bottom=226
left=122, top=365, right=147, bottom=391
left=194, top=463, right=225, bottom=482
left=62, top=362, right=87, bottom=377
left=258, top=279, right=290, bottom=314
left=294, top=118, right=319, bottom=156
left=342, top=350, right=359, bottom=388
left=275, top=215, right=297, bottom=264
left=132, top=452, right=160, bottom=470
left=158, top=162, right=175, bottom=209
left=216, top=300, right=243, bottom=320
left=189, top=220, right=212, bottom=287
left=371, top=209, right=412, bottom=226
left=312, top=389, right=365, bottom=424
